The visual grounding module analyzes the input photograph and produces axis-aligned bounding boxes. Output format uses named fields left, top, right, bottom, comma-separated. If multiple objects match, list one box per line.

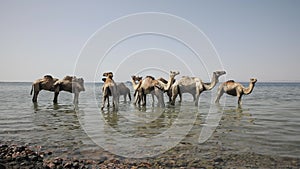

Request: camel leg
left=194, top=89, right=201, bottom=106
left=141, top=90, right=147, bottom=107
left=115, top=95, right=119, bottom=110
left=73, top=93, right=79, bottom=104
left=107, top=96, right=110, bottom=107
left=124, top=95, right=126, bottom=102
left=151, top=93, right=155, bottom=106
left=32, top=91, right=39, bottom=103
left=215, top=88, right=224, bottom=104
left=142, top=94, right=147, bottom=107
left=195, top=93, right=200, bottom=106
left=128, top=93, right=131, bottom=101
left=178, top=86, right=182, bottom=103
left=237, top=94, right=243, bottom=107
left=159, top=92, right=165, bottom=107
left=101, top=96, right=107, bottom=110
left=171, top=86, right=178, bottom=105
left=53, top=92, right=59, bottom=104
left=192, top=94, right=196, bottom=102
left=134, top=92, right=139, bottom=105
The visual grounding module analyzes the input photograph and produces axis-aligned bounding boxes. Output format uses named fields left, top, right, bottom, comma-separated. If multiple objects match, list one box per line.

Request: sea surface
left=0, top=82, right=299, bottom=159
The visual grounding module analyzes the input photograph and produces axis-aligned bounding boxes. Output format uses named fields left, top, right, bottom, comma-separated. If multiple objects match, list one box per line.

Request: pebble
left=1, top=143, right=300, bottom=168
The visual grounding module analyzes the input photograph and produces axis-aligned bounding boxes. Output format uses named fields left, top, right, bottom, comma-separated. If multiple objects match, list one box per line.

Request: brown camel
left=171, top=70, right=226, bottom=106
left=31, top=75, right=85, bottom=104
left=30, top=75, right=59, bottom=103
left=101, top=72, right=119, bottom=110
left=117, top=82, right=131, bottom=102
left=53, top=76, right=85, bottom=104
left=215, top=78, right=257, bottom=106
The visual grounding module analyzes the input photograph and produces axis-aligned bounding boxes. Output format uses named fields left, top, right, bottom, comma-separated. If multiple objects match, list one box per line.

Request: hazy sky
left=0, top=0, right=299, bottom=82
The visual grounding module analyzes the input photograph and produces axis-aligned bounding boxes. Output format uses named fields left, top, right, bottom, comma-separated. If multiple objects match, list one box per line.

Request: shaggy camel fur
left=101, top=72, right=119, bottom=110
left=171, top=71, right=226, bottom=106
left=215, top=78, right=257, bottom=106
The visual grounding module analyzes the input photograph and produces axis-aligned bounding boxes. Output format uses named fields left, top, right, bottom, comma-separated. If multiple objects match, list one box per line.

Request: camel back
left=157, top=77, right=168, bottom=84
left=146, top=76, right=155, bottom=80
left=63, top=76, right=75, bottom=81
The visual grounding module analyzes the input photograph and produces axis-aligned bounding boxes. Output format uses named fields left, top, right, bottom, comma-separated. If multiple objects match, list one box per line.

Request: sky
left=0, top=0, right=299, bottom=82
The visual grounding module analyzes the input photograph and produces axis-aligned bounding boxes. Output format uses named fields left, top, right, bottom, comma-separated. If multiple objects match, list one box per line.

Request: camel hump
left=157, top=77, right=168, bottom=84
left=226, top=80, right=235, bottom=83
left=44, top=75, right=53, bottom=80
left=146, top=76, right=155, bottom=80
left=63, top=75, right=75, bottom=81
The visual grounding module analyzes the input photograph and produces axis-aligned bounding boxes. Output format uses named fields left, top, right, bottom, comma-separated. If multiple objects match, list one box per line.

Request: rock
left=63, top=162, right=72, bottom=168
left=214, top=157, right=224, bottom=163
left=98, top=156, right=108, bottom=164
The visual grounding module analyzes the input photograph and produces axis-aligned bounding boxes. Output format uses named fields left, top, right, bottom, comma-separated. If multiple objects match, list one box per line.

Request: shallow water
left=0, top=82, right=299, bottom=159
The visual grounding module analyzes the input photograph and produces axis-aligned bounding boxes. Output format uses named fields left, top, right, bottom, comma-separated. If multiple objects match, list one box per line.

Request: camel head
left=131, top=75, right=142, bottom=82
left=103, top=72, right=113, bottom=79
left=213, top=70, right=226, bottom=78
left=75, top=77, right=85, bottom=92
left=170, top=71, right=180, bottom=78
left=250, top=78, right=257, bottom=84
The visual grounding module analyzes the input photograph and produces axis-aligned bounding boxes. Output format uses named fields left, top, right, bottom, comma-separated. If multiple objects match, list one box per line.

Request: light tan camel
left=133, top=75, right=164, bottom=107
left=171, top=70, right=226, bottom=106
left=53, top=76, right=85, bottom=104
left=157, top=77, right=172, bottom=102
left=31, top=75, right=59, bottom=103
left=117, top=82, right=131, bottom=102
left=215, top=78, right=257, bottom=106
left=156, top=71, right=180, bottom=102
left=131, top=75, right=143, bottom=105
left=101, top=72, right=119, bottom=110
left=131, top=71, right=180, bottom=107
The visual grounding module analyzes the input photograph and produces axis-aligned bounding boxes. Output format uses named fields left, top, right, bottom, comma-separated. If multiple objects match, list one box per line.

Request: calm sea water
left=0, top=82, right=299, bottom=159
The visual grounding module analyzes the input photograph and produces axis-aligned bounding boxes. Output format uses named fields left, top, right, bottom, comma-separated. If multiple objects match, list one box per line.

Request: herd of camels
left=30, top=71, right=257, bottom=110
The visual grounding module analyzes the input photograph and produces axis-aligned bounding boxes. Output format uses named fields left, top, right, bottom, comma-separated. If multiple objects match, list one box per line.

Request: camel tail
left=128, top=92, right=131, bottom=101
left=30, top=85, right=33, bottom=95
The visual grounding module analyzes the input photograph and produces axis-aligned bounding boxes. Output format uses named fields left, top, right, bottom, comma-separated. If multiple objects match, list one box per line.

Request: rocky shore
left=1, top=143, right=299, bottom=169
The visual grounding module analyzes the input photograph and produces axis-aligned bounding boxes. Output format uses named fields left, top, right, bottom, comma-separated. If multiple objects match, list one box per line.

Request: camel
left=101, top=72, right=119, bottom=110
left=170, top=70, right=226, bottom=106
left=53, top=76, right=85, bottom=104
left=131, top=75, right=146, bottom=105
left=30, top=75, right=59, bottom=103
left=102, top=77, right=131, bottom=102
left=117, top=82, right=131, bottom=102
left=215, top=78, right=257, bottom=106
left=131, top=75, right=163, bottom=107
left=156, top=71, right=180, bottom=102
left=157, top=77, right=172, bottom=102
left=31, top=75, right=85, bottom=104
left=131, top=71, right=180, bottom=107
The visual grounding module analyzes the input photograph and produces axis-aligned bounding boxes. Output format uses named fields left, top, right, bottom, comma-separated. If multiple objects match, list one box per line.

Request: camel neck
left=204, top=73, right=218, bottom=90
left=243, top=82, right=255, bottom=95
